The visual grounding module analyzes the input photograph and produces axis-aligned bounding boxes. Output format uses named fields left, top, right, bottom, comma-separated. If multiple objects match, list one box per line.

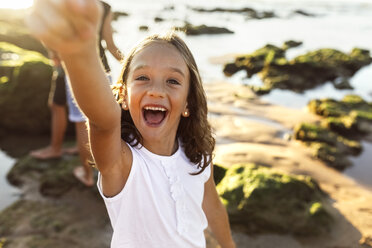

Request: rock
left=249, top=85, right=272, bottom=95
left=333, top=77, right=353, bottom=90
left=224, top=45, right=372, bottom=95
left=7, top=155, right=92, bottom=197
left=223, top=44, right=286, bottom=77
left=0, top=42, right=53, bottom=134
left=309, top=142, right=352, bottom=170
left=112, top=11, right=129, bottom=21
left=163, top=5, right=175, bottom=11
left=259, top=48, right=372, bottom=93
left=189, top=7, right=275, bottom=19
left=0, top=198, right=110, bottom=248
left=293, top=122, right=362, bottom=169
left=282, top=40, right=303, bottom=50
left=217, top=163, right=332, bottom=235
left=154, top=17, right=164, bottom=22
left=293, top=10, right=316, bottom=17
left=139, top=25, right=149, bottom=31
left=308, top=95, right=372, bottom=137
left=177, top=23, right=234, bottom=36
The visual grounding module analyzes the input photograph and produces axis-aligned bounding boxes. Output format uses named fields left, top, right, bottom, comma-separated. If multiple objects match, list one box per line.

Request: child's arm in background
left=26, top=0, right=131, bottom=197
left=203, top=163, right=236, bottom=248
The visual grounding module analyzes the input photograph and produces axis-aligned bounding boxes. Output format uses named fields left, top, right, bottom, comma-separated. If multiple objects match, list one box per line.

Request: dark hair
left=112, top=31, right=215, bottom=175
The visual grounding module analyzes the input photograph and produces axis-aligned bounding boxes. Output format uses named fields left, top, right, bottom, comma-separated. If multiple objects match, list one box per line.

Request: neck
left=143, top=138, right=178, bottom=156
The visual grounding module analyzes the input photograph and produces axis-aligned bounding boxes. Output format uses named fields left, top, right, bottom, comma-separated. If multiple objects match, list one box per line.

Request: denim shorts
left=65, top=75, right=112, bottom=123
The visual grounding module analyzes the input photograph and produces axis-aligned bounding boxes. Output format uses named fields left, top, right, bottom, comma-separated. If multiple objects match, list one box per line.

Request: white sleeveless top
left=97, top=143, right=211, bottom=248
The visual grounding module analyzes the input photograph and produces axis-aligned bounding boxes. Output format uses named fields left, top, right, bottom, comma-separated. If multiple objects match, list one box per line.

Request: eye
left=136, top=75, right=149, bottom=81
left=167, top=79, right=180, bottom=85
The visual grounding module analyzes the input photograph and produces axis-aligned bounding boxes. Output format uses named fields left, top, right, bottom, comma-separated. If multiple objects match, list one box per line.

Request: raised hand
left=26, top=0, right=102, bottom=56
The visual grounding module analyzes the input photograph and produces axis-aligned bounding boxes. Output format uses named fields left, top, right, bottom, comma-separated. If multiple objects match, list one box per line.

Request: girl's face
left=126, top=42, right=190, bottom=149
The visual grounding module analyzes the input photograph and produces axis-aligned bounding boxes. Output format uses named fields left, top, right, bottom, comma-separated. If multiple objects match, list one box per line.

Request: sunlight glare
left=0, top=0, right=34, bottom=9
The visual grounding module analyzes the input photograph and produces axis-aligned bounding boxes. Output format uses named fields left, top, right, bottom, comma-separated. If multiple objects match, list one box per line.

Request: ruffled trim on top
left=162, top=161, right=189, bottom=237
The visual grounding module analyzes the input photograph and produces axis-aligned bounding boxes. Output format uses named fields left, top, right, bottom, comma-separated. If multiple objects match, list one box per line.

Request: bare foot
left=73, top=166, right=94, bottom=187
left=29, top=146, right=62, bottom=160
left=63, top=146, right=79, bottom=155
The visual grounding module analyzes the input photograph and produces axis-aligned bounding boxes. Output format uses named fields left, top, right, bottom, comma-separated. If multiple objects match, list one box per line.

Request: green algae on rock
left=189, top=7, right=275, bottom=19
left=223, top=44, right=372, bottom=95
left=293, top=122, right=362, bottom=170
left=223, top=44, right=286, bottom=77
left=0, top=42, right=53, bottom=134
left=217, top=163, right=332, bottom=235
left=308, top=95, right=372, bottom=137
left=177, top=23, right=234, bottom=36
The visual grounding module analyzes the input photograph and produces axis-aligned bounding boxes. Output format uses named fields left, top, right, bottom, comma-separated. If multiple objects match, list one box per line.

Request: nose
left=147, top=81, right=165, bottom=98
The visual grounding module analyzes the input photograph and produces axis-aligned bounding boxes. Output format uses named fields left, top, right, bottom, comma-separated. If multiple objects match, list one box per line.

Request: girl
left=27, top=0, right=236, bottom=247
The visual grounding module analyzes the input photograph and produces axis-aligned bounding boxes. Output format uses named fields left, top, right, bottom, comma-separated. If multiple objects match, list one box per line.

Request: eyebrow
left=133, top=64, right=186, bottom=78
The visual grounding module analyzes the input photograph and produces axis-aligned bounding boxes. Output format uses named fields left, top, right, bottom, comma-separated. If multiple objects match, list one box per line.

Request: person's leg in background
left=65, top=76, right=94, bottom=187
left=30, top=67, right=67, bottom=159
left=74, top=121, right=94, bottom=186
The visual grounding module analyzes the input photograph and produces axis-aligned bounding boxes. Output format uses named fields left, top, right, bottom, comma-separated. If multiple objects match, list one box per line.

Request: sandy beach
left=205, top=80, right=372, bottom=247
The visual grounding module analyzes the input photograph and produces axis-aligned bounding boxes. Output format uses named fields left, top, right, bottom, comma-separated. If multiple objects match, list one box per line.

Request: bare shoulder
left=101, top=140, right=133, bottom=197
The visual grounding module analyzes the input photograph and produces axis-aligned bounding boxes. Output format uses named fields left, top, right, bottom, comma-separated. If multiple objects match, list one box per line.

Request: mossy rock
left=224, top=45, right=372, bottom=95
left=309, top=142, right=351, bottom=170
left=308, top=95, right=372, bottom=137
left=283, top=40, right=303, bottom=50
left=293, top=123, right=362, bottom=169
left=189, top=7, right=275, bottom=19
left=217, top=163, right=332, bottom=235
left=177, top=24, right=234, bottom=36
left=260, top=48, right=372, bottom=92
left=0, top=42, right=53, bottom=134
left=223, top=44, right=286, bottom=77
left=7, top=155, right=91, bottom=197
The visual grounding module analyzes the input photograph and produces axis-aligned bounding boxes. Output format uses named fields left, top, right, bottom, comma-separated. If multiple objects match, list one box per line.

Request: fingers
left=27, top=0, right=101, bottom=42
left=65, top=0, right=102, bottom=40
left=37, top=0, right=75, bottom=40
left=25, top=12, right=65, bottom=50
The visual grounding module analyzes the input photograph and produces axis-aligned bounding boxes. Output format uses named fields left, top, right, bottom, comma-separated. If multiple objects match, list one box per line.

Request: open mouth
left=142, top=106, right=168, bottom=126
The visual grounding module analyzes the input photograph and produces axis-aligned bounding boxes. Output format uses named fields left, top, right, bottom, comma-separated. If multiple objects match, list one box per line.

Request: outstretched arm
left=26, top=0, right=131, bottom=197
left=203, top=163, right=236, bottom=248
left=102, top=10, right=123, bottom=61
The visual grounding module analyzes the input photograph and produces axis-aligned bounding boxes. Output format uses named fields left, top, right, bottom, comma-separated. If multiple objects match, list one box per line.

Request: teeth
left=144, top=106, right=167, bottom=111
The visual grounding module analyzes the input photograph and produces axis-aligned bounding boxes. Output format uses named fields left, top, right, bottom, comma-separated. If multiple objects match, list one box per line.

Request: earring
left=182, top=110, right=189, bottom=117
left=122, top=101, right=129, bottom=110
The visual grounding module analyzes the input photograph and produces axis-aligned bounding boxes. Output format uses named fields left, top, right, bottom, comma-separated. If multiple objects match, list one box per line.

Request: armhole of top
left=203, top=163, right=212, bottom=183
left=97, top=144, right=138, bottom=203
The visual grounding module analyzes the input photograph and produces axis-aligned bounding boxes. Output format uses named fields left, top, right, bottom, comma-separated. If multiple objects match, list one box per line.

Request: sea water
left=0, top=150, right=19, bottom=211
